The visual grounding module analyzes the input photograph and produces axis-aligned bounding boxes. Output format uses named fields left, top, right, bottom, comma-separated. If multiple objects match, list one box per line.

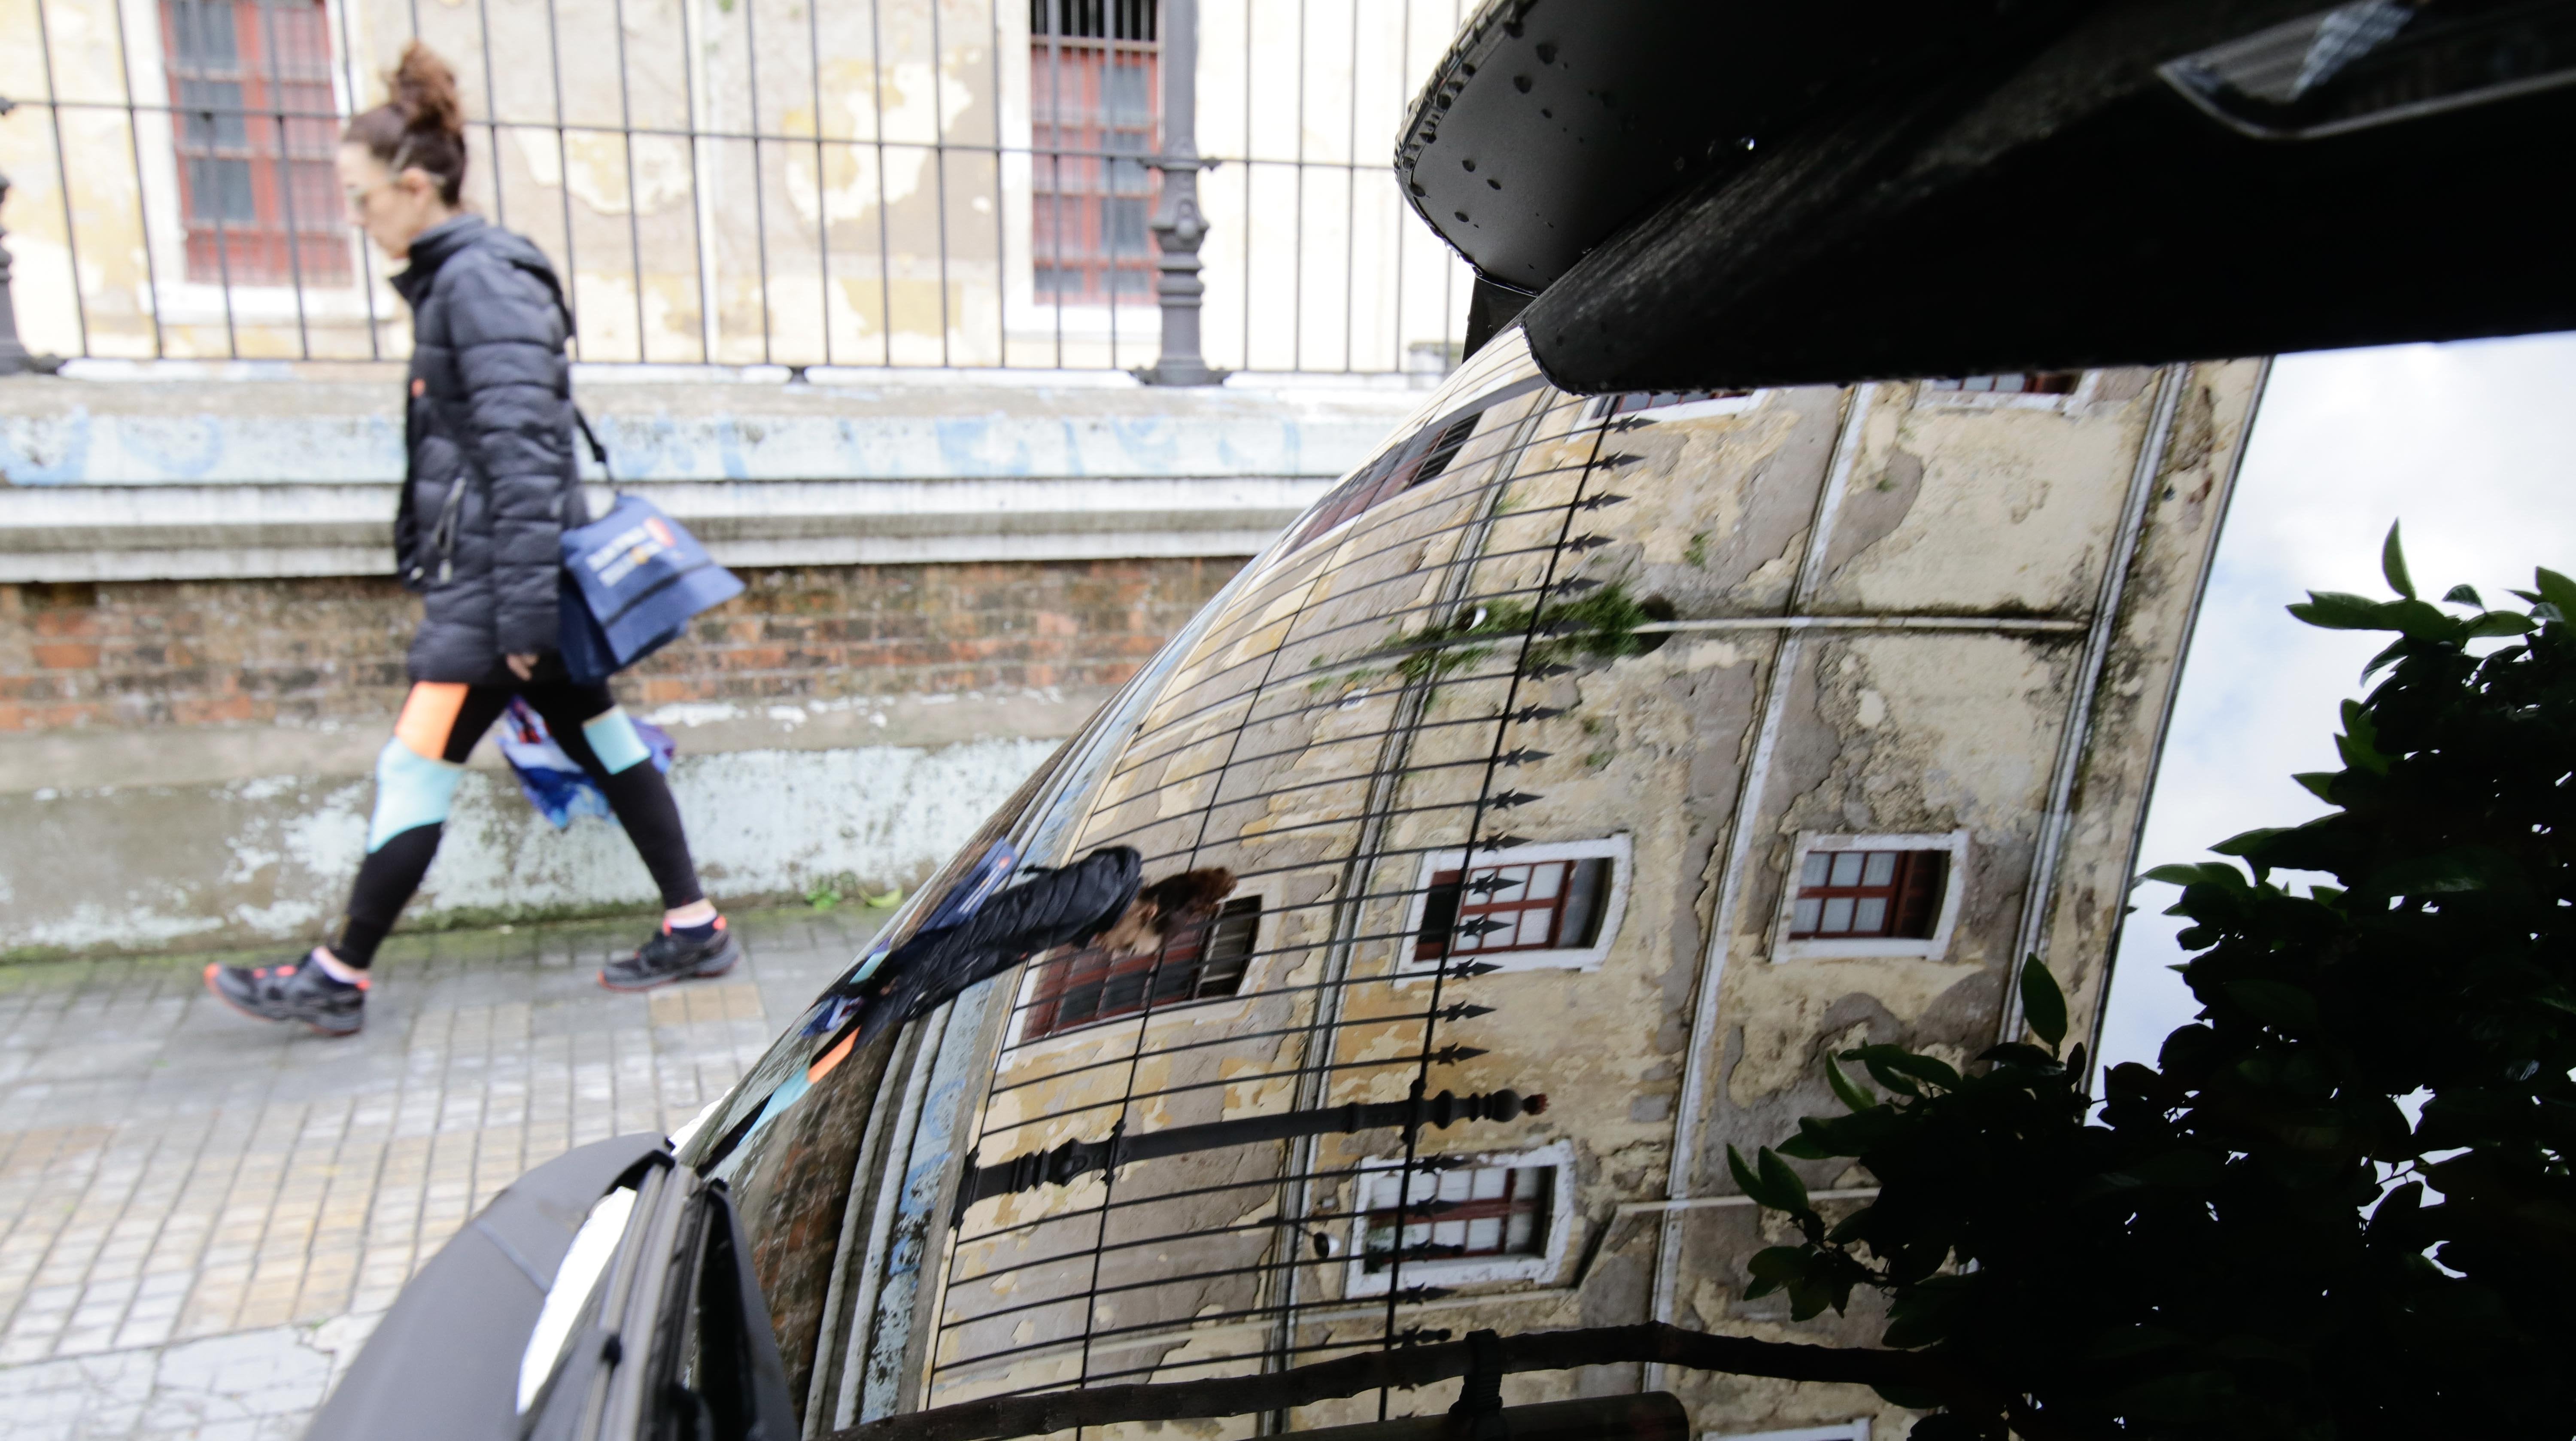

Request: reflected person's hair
left=1137, top=867, right=1237, bottom=935
left=343, top=41, right=468, bottom=205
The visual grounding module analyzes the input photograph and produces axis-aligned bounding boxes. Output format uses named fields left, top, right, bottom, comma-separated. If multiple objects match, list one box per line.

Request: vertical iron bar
left=474, top=0, right=508, bottom=228
left=611, top=0, right=649, bottom=359
left=544, top=0, right=580, bottom=359
left=1290, top=0, right=1304, bottom=373
left=110, top=0, right=168, bottom=358
left=744, top=0, right=773, bottom=364
left=869, top=0, right=892, bottom=365
left=1134, top=0, right=1215, bottom=385
left=1389, top=0, right=1409, bottom=373
left=988, top=0, right=1005, bottom=366
left=678, top=0, right=713, bottom=362
left=1341, top=0, right=1357, bottom=373
left=255, top=1, right=313, bottom=359
left=31, top=0, right=92, bottom=358
left=336, top=0, right=386, bottom=360
left=930, top=0, right=953, bottom=366
left=807, top=0, right=831, bottom=366
left=1047, top=0, right=1064, bottom=367
left=1239, top=0, right=1249, bottom=371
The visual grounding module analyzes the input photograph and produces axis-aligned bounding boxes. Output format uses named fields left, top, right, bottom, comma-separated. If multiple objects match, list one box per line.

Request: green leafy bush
left=1734, top=530, right=2576, bottom=1441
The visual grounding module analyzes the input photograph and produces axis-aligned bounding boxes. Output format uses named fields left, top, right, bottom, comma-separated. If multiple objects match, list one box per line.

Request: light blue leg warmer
left=368, top=739, right=466, bottom=852
left=581, top=706, right=651, bottom=775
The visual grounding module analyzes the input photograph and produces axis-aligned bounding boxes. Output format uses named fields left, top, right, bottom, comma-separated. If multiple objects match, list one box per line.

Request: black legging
left=336, top=680, right=703, bottom=967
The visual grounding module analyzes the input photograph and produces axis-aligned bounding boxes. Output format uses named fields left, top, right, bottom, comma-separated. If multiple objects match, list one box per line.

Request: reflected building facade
left=692, top=333, right=2268, bottom=1438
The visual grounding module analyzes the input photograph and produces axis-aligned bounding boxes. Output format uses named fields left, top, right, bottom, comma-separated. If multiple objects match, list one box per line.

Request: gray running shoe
left=601, top=922, right=742, bottom=991
left=205, top=952, right=367, bottom=1037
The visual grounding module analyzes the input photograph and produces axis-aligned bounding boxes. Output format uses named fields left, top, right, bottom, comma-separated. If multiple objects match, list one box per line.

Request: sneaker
left=601, top=920, right=742, bottom=991
left=204, top=951, right=367, bottom=1037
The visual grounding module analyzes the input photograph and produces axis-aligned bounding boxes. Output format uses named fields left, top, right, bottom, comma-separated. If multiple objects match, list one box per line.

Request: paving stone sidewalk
left=0, top=907, right=883, bottom=1441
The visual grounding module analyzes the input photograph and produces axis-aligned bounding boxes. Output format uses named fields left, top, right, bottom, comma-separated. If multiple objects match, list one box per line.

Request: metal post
left=1134, top=0, right=1224, bottom=386
left=0, top=100, right=64, bottom=377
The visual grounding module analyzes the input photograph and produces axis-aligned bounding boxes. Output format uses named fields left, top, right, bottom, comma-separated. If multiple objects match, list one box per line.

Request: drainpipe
left=1133, top=0, right=1225, bottom=386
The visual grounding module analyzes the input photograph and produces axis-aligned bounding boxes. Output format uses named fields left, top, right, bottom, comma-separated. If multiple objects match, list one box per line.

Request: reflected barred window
left=1359, top=1162, right=1553, bottom=1273
left=1789, top=849, right=1947, bottom=940
left=1021, top=895, right=1260, bottom=1040
left=1923, top=372, right=2081, bottom=394
left=1416, top=857, right=1612, bottom=961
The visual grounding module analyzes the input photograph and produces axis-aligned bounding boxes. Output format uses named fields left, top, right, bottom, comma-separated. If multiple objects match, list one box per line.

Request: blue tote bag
left=558, top=417, right=743, bottom=681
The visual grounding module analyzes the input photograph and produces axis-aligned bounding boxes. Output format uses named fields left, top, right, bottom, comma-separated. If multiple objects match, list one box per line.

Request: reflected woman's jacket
left=854, top=845, right=1142, bottom=1037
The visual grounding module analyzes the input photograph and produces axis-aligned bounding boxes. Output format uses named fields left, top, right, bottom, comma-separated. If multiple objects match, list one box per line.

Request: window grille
left=161, top=0, right=349, bottom=287
left=1923, top=372, right=2081, bottom=394
left=1021, top=894, right=1259, bottom=1040
left=1031, top=0, right=1161, bottom=305
left=1789, top=849, right=1947, bottom=940
left=1359, top=1162, right=1552, bottom=1272
left=1416, top=857, right=1612, bottom=962
left=1598, top=388, right=1756, bottom=417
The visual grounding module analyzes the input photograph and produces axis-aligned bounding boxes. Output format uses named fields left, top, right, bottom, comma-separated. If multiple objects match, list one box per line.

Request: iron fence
left=0, top=0, right=1476, bottom=375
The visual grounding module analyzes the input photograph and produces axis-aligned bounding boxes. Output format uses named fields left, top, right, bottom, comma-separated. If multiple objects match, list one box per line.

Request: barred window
left=1923, top=372, right=2081, bottom=395
left=1789, top=849, right=1947, bottom=940
left=1416, top=857, right=1613, bottom=962
left=1031, top=0, right=1160, bottom=305
left=1021, top=894, right=1258, bottom=1040
left=1596, top=388, right=1755, bottom=417
left=1359, top=1162, right=1553, bottom=1273
left=162, top=0, right=349, bottom=287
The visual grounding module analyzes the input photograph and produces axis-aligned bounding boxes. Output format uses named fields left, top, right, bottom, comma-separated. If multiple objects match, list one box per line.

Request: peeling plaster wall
left=896, top=350, right=2266, bottom=1439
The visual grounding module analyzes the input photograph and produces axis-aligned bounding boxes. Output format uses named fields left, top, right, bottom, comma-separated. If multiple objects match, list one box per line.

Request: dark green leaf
left=2464, top=610, right=2535, bottom=638
left=2382, top=520, right=2414, bottom=599
left=1756, top=1146, right=1812, bottom=1216
left=2225, top=978, right=2320, bottom=1031
left=1871, top=1385, right=1948, bottom=1409
left=2019, top=953, right=2067, bottom=1050
left=2443, top=583, right=2483, bottom=606
left=1725, top=1144, right=1777, bottom=1209
left=2535, top=566, right=2576, bottom=620
left=1825, top=1054, right=1878, bottom=1113
left=2293, top=771, right=2339, bottom=803
left=2287, top=590, right=2390, bottom=630
left=2208, top=827, right=2290, bottom=857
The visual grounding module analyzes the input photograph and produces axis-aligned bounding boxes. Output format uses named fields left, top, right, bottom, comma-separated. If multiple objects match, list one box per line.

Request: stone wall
left=0, top=558, right=1237, bottom=733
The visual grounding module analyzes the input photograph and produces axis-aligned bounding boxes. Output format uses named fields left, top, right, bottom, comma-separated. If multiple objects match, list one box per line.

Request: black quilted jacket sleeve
left=872, top=846, right=1144, bottom=1024
left=443, top=254, right=574, bottom=656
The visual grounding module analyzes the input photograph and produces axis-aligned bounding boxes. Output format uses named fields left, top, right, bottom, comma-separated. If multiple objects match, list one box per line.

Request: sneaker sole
left=597, top=936, right=744, bottom=993
left=202, top=964, right=364, bottom=1039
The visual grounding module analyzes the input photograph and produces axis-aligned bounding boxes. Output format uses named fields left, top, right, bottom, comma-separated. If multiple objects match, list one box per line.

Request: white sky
left=2095, top=331, right=2576, bottom=1071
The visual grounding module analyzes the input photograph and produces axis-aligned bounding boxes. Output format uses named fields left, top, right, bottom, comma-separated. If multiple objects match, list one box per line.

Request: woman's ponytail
left=343, top=41, right=468, bottom=205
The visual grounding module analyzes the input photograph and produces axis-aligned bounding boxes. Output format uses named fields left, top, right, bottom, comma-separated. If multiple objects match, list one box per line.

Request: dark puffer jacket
left=389, top=216, right=586, bottom=683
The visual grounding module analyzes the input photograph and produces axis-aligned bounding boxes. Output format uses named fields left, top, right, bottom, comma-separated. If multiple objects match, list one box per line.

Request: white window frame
left=1584, top=390, right=1768, bottom=423
left=1398, top=834, right=1633, bottom=975
left=1773, top=830, right=1969, bottom=962
left=1912, top=371, right=2100, bottom=413
left=1344, top=1140, right=1575, bottom=1296
left=1705, top=1421, right=1871, bottom=1441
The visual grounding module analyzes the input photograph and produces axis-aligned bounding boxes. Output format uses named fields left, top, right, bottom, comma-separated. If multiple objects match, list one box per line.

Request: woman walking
left=208, top=44, right=734, bottom=1036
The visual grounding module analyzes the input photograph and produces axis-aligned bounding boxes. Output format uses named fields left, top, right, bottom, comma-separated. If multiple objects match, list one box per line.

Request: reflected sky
left=2099, top=330, right=2576, bottom=1072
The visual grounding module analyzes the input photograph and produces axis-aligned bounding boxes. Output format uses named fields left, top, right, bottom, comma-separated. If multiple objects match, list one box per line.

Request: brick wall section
left=0, top=558, right=1242, bottom=731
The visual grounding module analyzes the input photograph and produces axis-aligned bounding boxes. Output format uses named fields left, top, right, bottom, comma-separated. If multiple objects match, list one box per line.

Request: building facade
left=690, top=331, right=2269, bottom=1437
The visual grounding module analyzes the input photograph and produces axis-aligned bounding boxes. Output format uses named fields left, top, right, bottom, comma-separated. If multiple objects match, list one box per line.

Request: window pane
left=1464, top=1216, right=1502, bottom=1251
left=1829, top=852, right=1865, bottom=887
left=1792, top=897, right=1821, bottom=933
left=1801, top=851, right=1829, bottom=887
left=1516, top=909, right=1551, bottom=946
left=1557, top=857, right=1608, bottom=948
left=1821, top=897, right=1855, bottom=933
left=1854, top=897, right=1888, bottom=933
left=1524, top=863, right=1560, bottom=900
left=1862, top=851, right=1896, bottom=887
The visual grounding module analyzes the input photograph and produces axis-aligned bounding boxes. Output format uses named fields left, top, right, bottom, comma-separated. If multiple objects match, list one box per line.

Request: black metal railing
left=0, top=0, right=1474, bottom=374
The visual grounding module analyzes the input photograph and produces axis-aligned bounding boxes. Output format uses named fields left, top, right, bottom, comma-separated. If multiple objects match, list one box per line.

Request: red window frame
left=1414, top=857, right=1612, bottom=963
left=1360, top=1162, right=1552, bottom=1273
left=162, top=0, right=351, bottom=287
left=1020, top=895, right=1258, bottom=1040
left=1923, top=372, right=2081, bottom=395
left=1031, top=0, right=1160, bottom=306
left=1788, top=848, right=1947, bottom=940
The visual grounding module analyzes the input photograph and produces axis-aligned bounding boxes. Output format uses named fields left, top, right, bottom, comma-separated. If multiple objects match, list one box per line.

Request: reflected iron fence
left=0, top=0, right=1474, bottom=374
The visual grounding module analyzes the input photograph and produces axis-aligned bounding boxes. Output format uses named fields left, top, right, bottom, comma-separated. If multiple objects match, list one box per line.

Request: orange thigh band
left=392, top=683, right=472, bottom=762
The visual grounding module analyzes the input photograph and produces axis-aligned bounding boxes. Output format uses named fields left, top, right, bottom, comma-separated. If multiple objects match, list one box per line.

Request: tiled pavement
left=0, top=908, right=882, bottom=1441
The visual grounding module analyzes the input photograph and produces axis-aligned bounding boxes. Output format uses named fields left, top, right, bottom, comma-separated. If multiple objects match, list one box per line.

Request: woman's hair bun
left=389, top=41, right=464, bottom=140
